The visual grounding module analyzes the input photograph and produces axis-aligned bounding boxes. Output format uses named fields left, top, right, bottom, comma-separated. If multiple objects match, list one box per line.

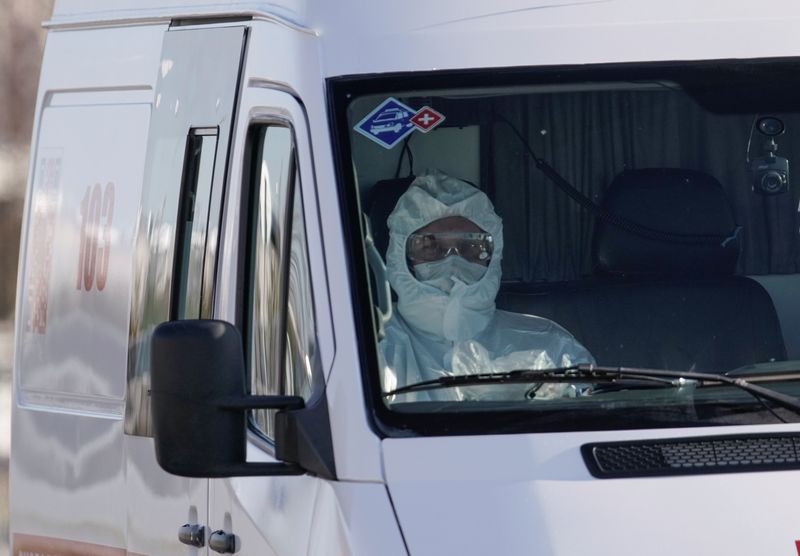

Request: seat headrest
left=364, top=176, right=416, bottom=258
left=593, top=169, right=741, bottom=276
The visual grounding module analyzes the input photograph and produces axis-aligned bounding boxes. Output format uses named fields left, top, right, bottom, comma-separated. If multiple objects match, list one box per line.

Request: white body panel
left=384, top=426, right=800, bottom=555
left=44, top=1, right=800, bottom=74
left=312, top=0, right=800, bottom=75
left=11, top=2, right=800, bottom=555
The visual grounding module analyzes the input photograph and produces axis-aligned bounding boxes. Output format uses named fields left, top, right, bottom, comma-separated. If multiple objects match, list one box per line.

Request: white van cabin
left=12, top=1, right=800, bottom=554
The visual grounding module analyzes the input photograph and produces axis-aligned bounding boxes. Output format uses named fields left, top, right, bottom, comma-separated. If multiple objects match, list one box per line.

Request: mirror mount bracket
left=276, top=390, right=337, bottom=480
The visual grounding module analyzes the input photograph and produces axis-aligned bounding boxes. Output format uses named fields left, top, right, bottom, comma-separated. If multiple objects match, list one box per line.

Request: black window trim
left=171, top=126, right=220, bottom=321
left=325, top=56, right=800, bottom=439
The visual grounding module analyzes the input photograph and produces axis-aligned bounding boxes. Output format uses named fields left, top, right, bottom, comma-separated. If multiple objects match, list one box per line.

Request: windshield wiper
left=383, top=364, right=800, bottom=414
left=383, top=364, right=667, bottom=397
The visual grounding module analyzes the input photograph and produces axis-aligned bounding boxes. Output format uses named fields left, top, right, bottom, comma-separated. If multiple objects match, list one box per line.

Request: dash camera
left=751, top=155, right=790, bottom=195
left=751, top=116, right=790, bottom=195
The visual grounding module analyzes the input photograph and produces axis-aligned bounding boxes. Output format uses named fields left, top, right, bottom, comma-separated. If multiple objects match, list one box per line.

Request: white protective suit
left=379, top=170, right=595, bottom=401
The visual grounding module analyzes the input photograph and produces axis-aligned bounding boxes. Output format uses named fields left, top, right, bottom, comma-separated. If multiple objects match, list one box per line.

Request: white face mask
left=412, top=255, right=488, bottom=292
left=398, top=251, right=497, bottom=341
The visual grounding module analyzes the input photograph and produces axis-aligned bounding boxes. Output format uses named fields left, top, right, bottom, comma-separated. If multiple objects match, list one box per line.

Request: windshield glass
left=333, top=60, right=800, bottom=434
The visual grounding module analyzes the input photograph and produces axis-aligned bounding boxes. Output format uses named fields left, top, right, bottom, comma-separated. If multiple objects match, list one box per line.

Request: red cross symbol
left=410, top=106, right=445, bottom=133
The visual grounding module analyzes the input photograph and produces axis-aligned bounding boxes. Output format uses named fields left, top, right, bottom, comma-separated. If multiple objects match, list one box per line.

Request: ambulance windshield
left=334, top=60, right=800, bottom=434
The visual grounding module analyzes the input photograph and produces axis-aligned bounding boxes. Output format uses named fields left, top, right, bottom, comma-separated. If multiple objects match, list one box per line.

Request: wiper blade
left=382, top=364, right=671, bottom=397
left=383, top=364, right=800, bottom=414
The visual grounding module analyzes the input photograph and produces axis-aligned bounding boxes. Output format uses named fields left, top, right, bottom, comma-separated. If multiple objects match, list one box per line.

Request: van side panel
left=11, top=25, right=163, bottom=553
left=18, top=102, right=147, bottom=409
left=12, top=96, right=148, bottom=556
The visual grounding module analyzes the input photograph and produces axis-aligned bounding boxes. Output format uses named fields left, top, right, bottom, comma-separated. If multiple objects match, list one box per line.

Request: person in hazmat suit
left=379, top=169, right=595, bottom=401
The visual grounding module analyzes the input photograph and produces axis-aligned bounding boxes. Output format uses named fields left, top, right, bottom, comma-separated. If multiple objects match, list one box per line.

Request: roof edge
left=45, top=2, right=316, bottom=35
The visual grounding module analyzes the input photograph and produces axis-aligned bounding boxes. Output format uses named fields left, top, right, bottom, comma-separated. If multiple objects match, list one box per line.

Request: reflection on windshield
left=345, top=65, right=800, bottom=431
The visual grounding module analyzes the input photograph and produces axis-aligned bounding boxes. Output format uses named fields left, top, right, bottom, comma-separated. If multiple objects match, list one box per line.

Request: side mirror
left=150, top=319, right=335, bottom=478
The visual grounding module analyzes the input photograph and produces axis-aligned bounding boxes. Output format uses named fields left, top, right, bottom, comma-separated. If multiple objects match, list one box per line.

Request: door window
left=246, top=124, right=318, bottom=440
left=173, top=127, right=218, bottom=319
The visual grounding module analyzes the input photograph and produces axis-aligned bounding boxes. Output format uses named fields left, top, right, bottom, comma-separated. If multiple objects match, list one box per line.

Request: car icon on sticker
left=369, top=108, right=410, bottom=134
left=354, top=97, right=417, bottom=149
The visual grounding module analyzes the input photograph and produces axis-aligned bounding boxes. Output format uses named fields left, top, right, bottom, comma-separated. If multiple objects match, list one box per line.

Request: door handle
left=178, top=523, right=206, bottom=547
left=209, top=530, right=238, bottom=553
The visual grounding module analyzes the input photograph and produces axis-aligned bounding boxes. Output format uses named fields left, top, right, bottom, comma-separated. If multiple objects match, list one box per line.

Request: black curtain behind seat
left=488, top=90, right=800, bottom=283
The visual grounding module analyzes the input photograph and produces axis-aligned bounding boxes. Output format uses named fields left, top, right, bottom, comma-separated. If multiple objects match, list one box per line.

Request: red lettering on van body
left=76, top=182, right=115, bottom=292
left=26, top=155, right=61, bottom=334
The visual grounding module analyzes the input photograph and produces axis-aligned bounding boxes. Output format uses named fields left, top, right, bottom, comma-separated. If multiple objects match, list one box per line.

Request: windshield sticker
left=355, top=98, right=446, bottom=149
left=410, top=106, right=445, bottom=133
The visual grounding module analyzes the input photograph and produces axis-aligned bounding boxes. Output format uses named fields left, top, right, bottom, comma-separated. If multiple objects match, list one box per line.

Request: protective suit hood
left=386, top=170, right=503, bottom=341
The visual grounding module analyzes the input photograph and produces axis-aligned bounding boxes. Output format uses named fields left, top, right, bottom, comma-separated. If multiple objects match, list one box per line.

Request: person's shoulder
left=381, top=312, right=408, bottom=338
left=381, top=311, right=424, bottom=346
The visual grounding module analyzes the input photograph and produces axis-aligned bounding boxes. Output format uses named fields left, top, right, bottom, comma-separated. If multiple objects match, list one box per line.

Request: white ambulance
left=12, top=1, right=800, bottom=554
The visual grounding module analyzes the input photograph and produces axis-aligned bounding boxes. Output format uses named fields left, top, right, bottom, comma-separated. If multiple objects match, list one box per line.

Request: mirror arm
left=217, top=395, right=305, bottom=411
left=212, top=394, right=311, bottom=477
left=213, top=395, right=308, bottom=476
left=208, top=462, right=305, bottom=477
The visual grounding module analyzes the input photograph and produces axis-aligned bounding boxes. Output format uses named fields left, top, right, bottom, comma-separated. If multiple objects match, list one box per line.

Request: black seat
left=498, top=168, right=786, bottom=372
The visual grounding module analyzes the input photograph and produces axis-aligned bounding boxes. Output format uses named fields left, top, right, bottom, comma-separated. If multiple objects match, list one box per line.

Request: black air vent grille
left=582, top=433, right=800, bottom=478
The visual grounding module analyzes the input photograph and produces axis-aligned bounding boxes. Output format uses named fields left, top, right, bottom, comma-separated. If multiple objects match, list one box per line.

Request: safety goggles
left=406, top=232, right=494, bottom=264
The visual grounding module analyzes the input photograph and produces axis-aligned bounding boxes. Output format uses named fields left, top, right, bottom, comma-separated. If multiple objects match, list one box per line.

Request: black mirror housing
left=151, top=320, right=247, bottom=476
left=151, top=320, right=320, bottom=478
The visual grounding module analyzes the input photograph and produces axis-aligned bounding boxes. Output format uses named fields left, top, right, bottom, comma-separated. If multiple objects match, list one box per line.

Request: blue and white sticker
left=354, top=97, right=416, bottom=149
